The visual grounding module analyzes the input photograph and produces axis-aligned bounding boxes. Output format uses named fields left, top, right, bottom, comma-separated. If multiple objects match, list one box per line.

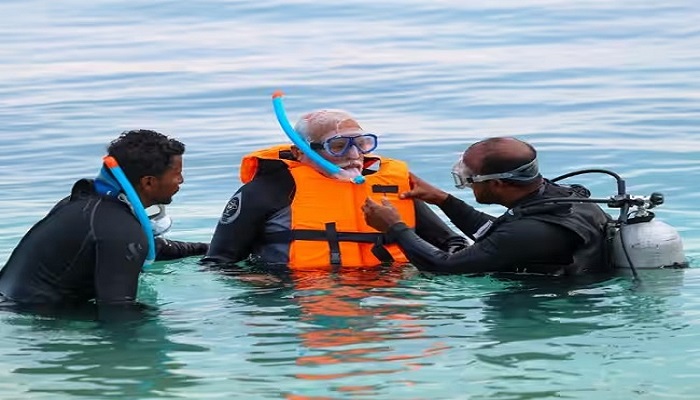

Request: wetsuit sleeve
left=413, top=200, right=469, bottom=253
left=386, top=218, right=578, bottom=274
left=203, top=170, right=294, bottom=264
left=92, top=204, right=146, bottom=305
left=155, top=238, right=209, bottom=261
left=438, top=195, right=496, bottom=240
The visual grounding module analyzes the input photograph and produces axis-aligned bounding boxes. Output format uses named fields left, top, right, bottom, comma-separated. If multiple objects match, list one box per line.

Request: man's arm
left=413, top=199, right=469, bottom=253
left=437, top=195, right=496, bottom=241
left=203, top=170, right=294, bottom=265
left=156, top=238, right=209, bottom=261
left=92, top=205, right=147, bottom=305
left=91, top=202, right=160, bottom=322
left=387, top=218, right=578, bottom=274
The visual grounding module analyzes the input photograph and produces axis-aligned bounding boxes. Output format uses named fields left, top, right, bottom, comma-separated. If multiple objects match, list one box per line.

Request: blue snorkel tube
left=272, top=91, right=365, bottom=184
left=103, top=156, right=156, bottom=267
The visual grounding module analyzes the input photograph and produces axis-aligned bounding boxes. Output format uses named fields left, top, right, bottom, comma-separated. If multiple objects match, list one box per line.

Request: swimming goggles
left=451, top=157, right=540, bottom=189
left=309, top=134, right=378, bottom=157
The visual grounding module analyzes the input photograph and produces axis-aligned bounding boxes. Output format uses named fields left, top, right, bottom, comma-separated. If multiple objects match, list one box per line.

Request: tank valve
left=649, top=192, right=664, bottom=208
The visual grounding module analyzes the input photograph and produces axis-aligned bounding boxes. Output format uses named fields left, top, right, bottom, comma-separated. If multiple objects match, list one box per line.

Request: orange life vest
left=240, top=145, right=416, bottom=270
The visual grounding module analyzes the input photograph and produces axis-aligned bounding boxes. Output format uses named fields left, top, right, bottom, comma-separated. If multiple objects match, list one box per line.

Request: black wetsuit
left=204, top=156, right=468, bottom=266
left=0, top=179, right=208, bottom=309
left=385, top=181, right=613, bottom=275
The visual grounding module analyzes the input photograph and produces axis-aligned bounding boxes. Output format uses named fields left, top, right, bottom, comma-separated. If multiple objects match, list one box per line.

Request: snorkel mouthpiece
left=102, top=156, right=156, bottom=267
left=272, top=91, right=365, bottom=184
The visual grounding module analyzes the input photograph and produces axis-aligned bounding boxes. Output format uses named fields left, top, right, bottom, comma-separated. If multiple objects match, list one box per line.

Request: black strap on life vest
left=325, top=222, right=341, bottom=265
left=265, top=230, right=389, bottom=243
left=264, top=228, right=396, bottom=264
left=370, top=235, right=395, bottom=264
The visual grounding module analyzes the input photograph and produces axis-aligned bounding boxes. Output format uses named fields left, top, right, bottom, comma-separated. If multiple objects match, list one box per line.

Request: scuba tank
left=610, top=193, right=687, bottom=269
left=523, top=169, right=687, bottom=279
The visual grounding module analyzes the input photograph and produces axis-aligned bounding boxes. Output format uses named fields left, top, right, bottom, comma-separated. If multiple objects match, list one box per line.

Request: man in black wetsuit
left=203, top=109, right=467, bottom=269
left=362, top=137, right=613, bottom=276
left=0, top=130, right=208, bottom=316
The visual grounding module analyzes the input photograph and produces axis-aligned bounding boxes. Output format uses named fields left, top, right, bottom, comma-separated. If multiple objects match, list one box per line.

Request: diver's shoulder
left=247, top=161, right=294, bottom=187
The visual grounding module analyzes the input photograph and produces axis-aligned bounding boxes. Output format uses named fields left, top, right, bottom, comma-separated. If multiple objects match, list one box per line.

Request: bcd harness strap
left=265, top=227, right=396, bottom=265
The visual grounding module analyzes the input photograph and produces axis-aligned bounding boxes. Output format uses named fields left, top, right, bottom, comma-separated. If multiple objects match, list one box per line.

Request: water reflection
left=414, top=270, right=690, bottom=399
left=477, top=274, right=623, bottom=345
left=478, top=270, right=687, bottom=345
left=221, top=266, right=448, bottom=399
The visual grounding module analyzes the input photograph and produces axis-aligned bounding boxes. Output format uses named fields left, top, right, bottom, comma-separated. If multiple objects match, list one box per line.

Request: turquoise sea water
left=1, top=0, right=699, bottom=398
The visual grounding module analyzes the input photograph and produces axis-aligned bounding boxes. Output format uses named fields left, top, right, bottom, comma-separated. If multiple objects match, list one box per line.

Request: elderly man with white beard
left=203, top=109, right=467, bottom=270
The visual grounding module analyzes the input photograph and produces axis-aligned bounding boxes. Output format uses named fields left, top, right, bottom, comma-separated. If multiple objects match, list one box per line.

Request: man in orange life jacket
left=203, top=110, right=467, bottom=270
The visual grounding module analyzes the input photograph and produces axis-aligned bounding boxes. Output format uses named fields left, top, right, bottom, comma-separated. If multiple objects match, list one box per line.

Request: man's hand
left=399, top=172, right=449, bottom=205
left=362, top=198, right=403, bottom=232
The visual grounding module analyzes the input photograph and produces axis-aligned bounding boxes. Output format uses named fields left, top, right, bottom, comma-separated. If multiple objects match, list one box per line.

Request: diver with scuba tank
left=362, top=136, right=687, bottom=277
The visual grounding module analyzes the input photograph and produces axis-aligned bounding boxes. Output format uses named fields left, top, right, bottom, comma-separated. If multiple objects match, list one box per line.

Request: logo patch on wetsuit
left=126, top=242, right=143, bottom=261
left=473, top=220, right=493, bottom=241
left=220, top=192, right=242, bottom=224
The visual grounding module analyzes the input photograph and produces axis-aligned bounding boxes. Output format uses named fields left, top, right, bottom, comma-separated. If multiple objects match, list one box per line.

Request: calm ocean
left=1, top=1, right=699, bottom=398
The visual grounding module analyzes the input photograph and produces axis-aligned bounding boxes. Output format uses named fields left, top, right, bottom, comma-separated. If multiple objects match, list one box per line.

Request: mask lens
left=324, top=134, right=378, bottom=156
left=451, top=157, right=473, bottom=189
left=353, top=134, right=377, bottom=153
left=451, top=171, right=470, bottom=189
left=325, top=137, right=351, bottom=156
left=147, top=205, right=172, bottom=236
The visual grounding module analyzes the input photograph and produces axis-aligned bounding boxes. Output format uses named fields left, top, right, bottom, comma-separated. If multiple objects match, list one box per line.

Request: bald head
left=464, top=137, right=539, bottom=181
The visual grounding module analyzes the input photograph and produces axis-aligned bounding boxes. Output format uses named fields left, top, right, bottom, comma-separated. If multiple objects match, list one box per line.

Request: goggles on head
left=451, top=157, right=540, bottom=189
left=309, top=133, right=378, bottom=157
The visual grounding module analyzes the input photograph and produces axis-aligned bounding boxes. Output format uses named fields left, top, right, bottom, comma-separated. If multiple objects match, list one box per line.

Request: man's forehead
left=336, top=118, right=361, bottom=132
left=302, top=110, right=363, bottom=140
left=166, top=154, right=183, bottom=170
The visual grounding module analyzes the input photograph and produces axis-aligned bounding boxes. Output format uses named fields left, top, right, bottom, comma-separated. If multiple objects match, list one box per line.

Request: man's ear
left=138, top=175, right=157, bottom=191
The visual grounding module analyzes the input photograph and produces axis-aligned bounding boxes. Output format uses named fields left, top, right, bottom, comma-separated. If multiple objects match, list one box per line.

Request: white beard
left=342, top=166, right=362, bottom=178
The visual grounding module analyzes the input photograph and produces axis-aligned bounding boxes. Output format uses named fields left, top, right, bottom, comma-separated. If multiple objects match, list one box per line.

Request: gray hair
left=294, top=109, right=364, bottom=142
